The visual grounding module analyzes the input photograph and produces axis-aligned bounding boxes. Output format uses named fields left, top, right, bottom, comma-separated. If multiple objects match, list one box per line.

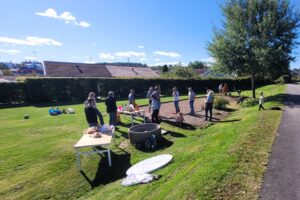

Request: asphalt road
left=260, top=84, right=300, bottom=200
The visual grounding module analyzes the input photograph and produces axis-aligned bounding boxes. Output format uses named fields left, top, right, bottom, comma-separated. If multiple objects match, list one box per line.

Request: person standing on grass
left=153, top=86, right=161, bottom=104
left=151, top=93, right=160, bottom=123
left=222, top=83, right=229, bottom=95
left=205, top=89, right=214, bottom=121
left=152, top=86, right=161, bottom=119
left=128, top=89, right=136, bottom=106
left=85, top=98, right=103, bottom=127
left=188, top=87, right=196, bottom=115
left=172, top=87, right=180, bottom=113
left=218, top=83, right=223, bottom=93
left=147, top=87, right=154, bottom=114
left=259, top=91, right=265, bottom=111
left=105, top=91, right=117, bottom=126
left=84, top=92, right=104, bottom=126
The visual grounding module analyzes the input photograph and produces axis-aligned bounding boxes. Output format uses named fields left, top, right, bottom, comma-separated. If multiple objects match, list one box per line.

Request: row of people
left=84, top=86, right=215, bottom=128
left=171, top=87, right=214, bottom=121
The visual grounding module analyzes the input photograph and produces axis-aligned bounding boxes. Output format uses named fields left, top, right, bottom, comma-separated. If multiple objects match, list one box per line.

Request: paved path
left=260, top=84, right=300, bottom=200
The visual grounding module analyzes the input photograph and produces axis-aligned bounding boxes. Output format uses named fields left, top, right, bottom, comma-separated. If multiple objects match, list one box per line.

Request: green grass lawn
left=0, top=84, right=285, bottom=200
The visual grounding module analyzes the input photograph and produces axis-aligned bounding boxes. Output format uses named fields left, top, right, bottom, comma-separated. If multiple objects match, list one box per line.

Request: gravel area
left=140, top=96, right=237, bottom=127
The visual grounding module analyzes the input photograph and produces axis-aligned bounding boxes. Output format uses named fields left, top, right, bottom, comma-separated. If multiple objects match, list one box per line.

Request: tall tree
left=162, top=64, right=169, bottom=72
left=188, top=61, right=207, bottom=69
left=161, top=63, right=198, bottom=79
left=208, top=0, right=299, bottom=97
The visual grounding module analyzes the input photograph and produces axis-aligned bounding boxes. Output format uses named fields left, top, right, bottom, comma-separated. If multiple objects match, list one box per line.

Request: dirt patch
left=140, top=96, right=239, bottom=127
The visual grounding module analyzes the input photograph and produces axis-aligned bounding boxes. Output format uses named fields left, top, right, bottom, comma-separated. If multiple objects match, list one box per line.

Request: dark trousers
left=189, top=100, right=194, bottom=114
left=152, top=109, right=160, bottom=123
left=88, top=123, right=98, bottom=127
left=259, top=104, right=265, bottom=111
left=96, top=109, right=104, bottom=125
left=109, top=112, right=117, bottom=126
left=174, top=100, right=180, bottom=113
left=205, top=103, right=213, bottom=120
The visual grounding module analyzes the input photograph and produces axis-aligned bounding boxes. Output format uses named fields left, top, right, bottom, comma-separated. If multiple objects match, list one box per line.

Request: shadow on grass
left=215, top=119, right=241, bottom=123
left=187, top=113, right=222, bottom=121
left=135, top=137, right=173, bottom=153
left=164, top=131, right=186, bottom=138
left=219, top=107, right=236, bottom=112
left=80, top=148, right=131, bottom=188
left=160, top=117, right=196, bottom=130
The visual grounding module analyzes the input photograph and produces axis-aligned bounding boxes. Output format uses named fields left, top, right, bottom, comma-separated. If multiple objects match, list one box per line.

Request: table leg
left=76, top=149, right=81, bottom=171
left=107, top=149, right=112, bottom=167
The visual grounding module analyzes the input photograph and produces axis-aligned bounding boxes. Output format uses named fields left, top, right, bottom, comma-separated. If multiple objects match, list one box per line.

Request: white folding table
left=74, top=129, right=114, bottom=171
left=117, top=110, right=146, bottom=126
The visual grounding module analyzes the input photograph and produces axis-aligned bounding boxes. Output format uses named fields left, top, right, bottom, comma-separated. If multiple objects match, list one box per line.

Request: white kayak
left=126, top=154, right=173, bottom=175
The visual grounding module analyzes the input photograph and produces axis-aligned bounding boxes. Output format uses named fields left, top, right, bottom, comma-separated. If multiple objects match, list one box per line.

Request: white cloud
left=35, top=8, right=58, bottom=18
left=140, top=57, right=147, bottom=62
left=24, top=56, right=38, bottom=60
left=78, top=21, right=90, bottom=27
left=48, top=56, right=56, bottom=61
left=138, top=45, right=144, bottom=49
left=91, top=43, right=96, bottom=46
left=68, top=56, right=80, bottom=62
left=98, top=53, right=114, bottom=60
left=200, top=57, right=215, bottom=63
left=0, top=49, right=20, bottom=55
left=153, top=51, right=181, bottom=58
left=115, top=51, right=146, bottom=58
left=59, top=11, right=76, bottom=22
left=84, top=60, right=98, bottom=64
left=154, top=58, right=160, bottom=61
left=4, top=43, right=15, bottom=47
left=35, top=8, right=90, bottom=28
left=0, top=36, right=62, bottom=46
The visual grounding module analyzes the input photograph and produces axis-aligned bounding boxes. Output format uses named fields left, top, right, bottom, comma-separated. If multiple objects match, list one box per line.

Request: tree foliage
left=162, top=65, right=169, bottom=72
left=2, top=69, right=12, bottom=76
left=161, top=63, right=198, bottom=79
left=0, top=63, right=8, bottom=70
left=208, top=0, right=300, bottom=97
left=188, top=61, right=207, bottom=69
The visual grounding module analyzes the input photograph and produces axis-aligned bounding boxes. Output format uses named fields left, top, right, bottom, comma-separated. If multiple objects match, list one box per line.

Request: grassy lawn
left=0, top=84, right=285, bottom=200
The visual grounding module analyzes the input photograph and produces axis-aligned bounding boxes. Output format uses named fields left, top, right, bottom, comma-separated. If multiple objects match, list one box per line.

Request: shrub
left=275, top=75, right=291, bottom=84
left=214, top=97, right=229, bottom=110
left=0, top=82, right=25, bottom=104
left=0, top=77, right=272, bottom=104
left=241, top=98, right=258, bottom=108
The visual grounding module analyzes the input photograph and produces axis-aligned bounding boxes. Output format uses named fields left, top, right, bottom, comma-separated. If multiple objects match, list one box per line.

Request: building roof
left=192, top=68, right=208, bottom=75
left=43, top=61, right=159, bottom=78
left=0, top=76, right=17, bottom=82
left=43, top=61, right=112, bottom=77
left=106, top=65, right=159, bottom=78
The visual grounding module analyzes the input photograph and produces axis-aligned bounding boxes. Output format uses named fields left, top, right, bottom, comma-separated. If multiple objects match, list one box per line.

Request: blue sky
left=0, top=0, right=299, bottom=68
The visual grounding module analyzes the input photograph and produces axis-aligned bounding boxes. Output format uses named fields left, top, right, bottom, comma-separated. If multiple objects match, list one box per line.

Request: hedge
left=0, top=77, right=271, bottom=104
left=0, top=82, right=25, bottom=104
